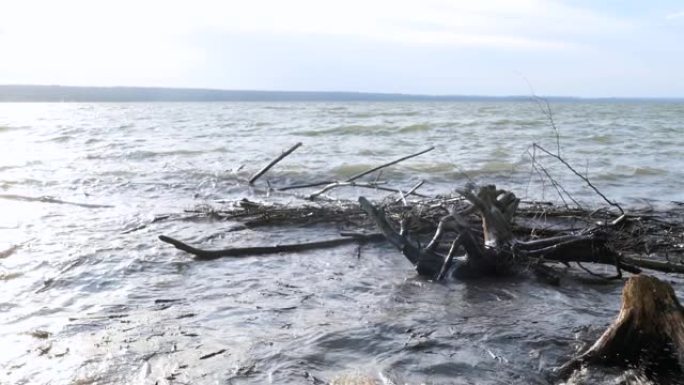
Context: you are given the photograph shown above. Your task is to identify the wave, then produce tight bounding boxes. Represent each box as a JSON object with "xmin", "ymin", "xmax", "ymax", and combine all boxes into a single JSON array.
[
  {"xmin": 0, "ymin": 125, "xmax": 27, "ymax": 133},
  {"xmin": 591, "ymin": 166, "xmax": 670, "ymax": 181},
  {"xmin": 328, "ymin": 163, "xmax": 377, "ymax": 177},
  {"xmin": 632, "ymin": 166, "xmax": 668, "ymax": 176},
  {"xmin": 326, "ymin": 160, "xmax": 522, "ymax": 180},
  {"xmin": 404, "ymin": 162, "xmax": 457, "ymax": 173},
  {"xmin": 0, "ymin": 194, "xmax": 113, "ymax": 208},
  {"xmin": 378, "ymin": 111, "xmax": 422, "ymax": 117},
  {"xmin": 295, "ymin": 123, "xmax": 434, "ymax": 136},
  {"xmin": 294, "ymin": 125, "xmax": 387, "ymax": 136},
  {"xmin": 398, "ymin": 123, "xmax": 432, "ymax": 133},
  {"xmin": 85, "ymin": 147, "xmax": 228, "ymax": 160},
  {"xmin": 489, "ymin": 118, "xmax": 543, "ymax": 127},
  {"xmin": 0, "ymin": 161, "xmax": 43, "ymax": 173},
  {"xmin": 587, "ymin": 134, "xmax": 614, "ymax": 144},
  {"xmin": 348, "ymin": 111, "xmax": 423, "ymax": 118},
  {"xmin": 45, "ymin": 134, "xmax": 74, "ymax": 143}
]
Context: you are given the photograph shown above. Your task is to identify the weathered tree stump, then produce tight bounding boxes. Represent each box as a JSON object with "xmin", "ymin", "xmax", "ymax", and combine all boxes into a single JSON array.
[{"xmin": 559, "ymin": 275, "xmax": 684, "ymax": 379}]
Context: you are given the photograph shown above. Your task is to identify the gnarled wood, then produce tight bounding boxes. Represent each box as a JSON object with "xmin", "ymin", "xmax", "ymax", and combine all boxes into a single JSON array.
[
  {"xmin": 459, "ymin": 184, "xmax": 518, "ymax": 247},
  {"xmin": 358, "ymin": 196, "xmax": 447, "ymax": 277},
  {"xmin": 360, "ymin": 184, "xmax": 643, "ymax": 281}
]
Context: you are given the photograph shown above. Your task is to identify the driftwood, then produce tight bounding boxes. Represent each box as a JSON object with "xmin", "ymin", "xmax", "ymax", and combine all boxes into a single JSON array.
[
  {"xmin": 279, "ymin": 146, "xmax": 433, "ymax": 199},
  {"xmin": 306, "ymin": 181, "xmax": 423, "ymax": 201},
  {"xmin": 157, "ymin": 143, "xmax": 684, "ymax": 381},
  {"xmin": 359, "ymin": 184, "xmax": 643, "ymax": 281},
  {"xmin": 558, "ymin": 275, "xmax": 684, "ymax": 380},
  {"xmin": 249, "ymin": 142, "xmax": 302, "ymax": 184},
  {"xmin": 163, "ymin": 192, "xmax": 683, "ymax": 277},
  {"xmin": 345, "ymin": 146, "xmax": 434, "ymax": 182},
  {"xmin": 159, "ymin": 233, "xmax": 384, "ymax": 260}
]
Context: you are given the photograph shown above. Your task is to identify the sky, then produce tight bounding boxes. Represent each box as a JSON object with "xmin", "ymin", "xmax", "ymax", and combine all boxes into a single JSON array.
[{"xmin": 0, "ymin": 0, "xmax": 683, "ymax": 97}]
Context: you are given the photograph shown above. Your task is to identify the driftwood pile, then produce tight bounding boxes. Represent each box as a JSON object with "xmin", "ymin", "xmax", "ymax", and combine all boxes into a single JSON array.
[{"xmin": 158, "ymin": 143, "xmax": 684, "ymax": 382}]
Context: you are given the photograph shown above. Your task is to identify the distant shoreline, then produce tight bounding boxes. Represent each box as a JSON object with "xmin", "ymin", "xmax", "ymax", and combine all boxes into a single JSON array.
[{"xmin": 0, "ymin": 85, "xmax": 682, "ymax": 103}]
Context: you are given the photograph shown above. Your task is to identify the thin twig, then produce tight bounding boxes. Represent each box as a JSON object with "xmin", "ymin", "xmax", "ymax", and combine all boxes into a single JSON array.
[
  {"xmin": 537, "ymin": 97, "xmax": 561, "ymax": 157},
  {"xmin": 249, "ymin": 142, "xmax": 302, "ymax": 184},
  {"xmin": 522, "ymin": 77, "xmax": 561, "ymax": 157},
  {"xmin": 533, "ymin": 143, "xmax": 624, "ymax": 214},
  {"xmin": 277, "ymin": 181, "xmax": 335, "ymax": 191},
  {"xmin": 397, "ymin": 189, "xmax": 408, "ymax": 206},
  {"xmin": 373, "ymin": 170, "xmax": 384, "ymax": 184},
  {"xmin": 527, "ymin": 149, "xmax": 583, "ymax": 209},
  {"xmin": 308, "ymin": 181, "xmax": 428, "ymax": 200},
  {"xmin": 278, "ymin": 148, "xmax": 432, "ymax": 193},
  {"xmin": 528, "ymin": 150, "xmax": 569, "ymax": 209},
  {"xmin": 346, "ymin": 146, "xmax": 435, "ymax": 182},
  {"xmin": 308, "ymin": 181, "xmax": 386, "ymax": 200},
  {"xmin": 394, "ymin": 180, "xmax": 425, "ymax": 204}
]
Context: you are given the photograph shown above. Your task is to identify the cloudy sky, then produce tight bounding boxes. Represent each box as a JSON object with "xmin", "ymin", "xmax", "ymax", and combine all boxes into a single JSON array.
[{"xmin": 0, "ymin": 0, "xmax": 683, "ymax": 97}]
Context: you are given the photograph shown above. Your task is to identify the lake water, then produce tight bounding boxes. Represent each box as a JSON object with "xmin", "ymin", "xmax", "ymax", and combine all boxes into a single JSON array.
[{"xmin": 0, "ymin": 102, "xmax": 682, "ymax": 384}]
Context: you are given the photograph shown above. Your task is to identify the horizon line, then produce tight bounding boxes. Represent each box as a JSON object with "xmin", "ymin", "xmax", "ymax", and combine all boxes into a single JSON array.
[{"xmin": 1, "ymin": 84, "xmax": 683, "ymax": 101}]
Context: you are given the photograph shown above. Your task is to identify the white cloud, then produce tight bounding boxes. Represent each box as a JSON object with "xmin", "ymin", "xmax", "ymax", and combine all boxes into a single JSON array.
[
  {"xmin": 666, "ymin": 11, "xmax": 684, "ymax": 20},
  {"xmin": 0, "ymin": 0, "xmax": 633, "ymax": 86}
]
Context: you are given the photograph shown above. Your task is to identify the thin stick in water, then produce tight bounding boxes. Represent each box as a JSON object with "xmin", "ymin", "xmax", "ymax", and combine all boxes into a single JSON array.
[
  {"xmin": 346, "ymin": 146, "xmax": 435, "ymax": 182},
  {"xmin": 249, "ymin": 142, "xmax": 303, "ymax": 185}
]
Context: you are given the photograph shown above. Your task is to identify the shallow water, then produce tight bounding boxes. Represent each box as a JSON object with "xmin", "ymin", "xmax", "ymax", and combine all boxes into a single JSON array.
[{"xmin": 0, "ymin": 102, "xmax": 683, "ymax": 384}]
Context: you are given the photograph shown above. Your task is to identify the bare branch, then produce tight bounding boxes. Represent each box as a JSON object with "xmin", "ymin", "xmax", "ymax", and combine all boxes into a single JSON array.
[
  {"xmin": 394, "ymin": 180, "xmax": 425, "ymax": 204},
  {"xmin": 277, "ymin": 181, "xmax": 335, "ymax": 191},
  {"xmin": 159, "ymin": 233, "xmax": 384, "ymax": 260},
  {"xmin": 346, "ymin": 146, "xmax": 435, "ymax": 182},
  {"xmin": 533, "ymin": 143, "xmax": 624, "ymax": 214},
  {"xmin": 249, "ymin": 142, "xmax": 302, "ymax": 184},
  {"xmin": 308, "ymin": 181, "xmax": 428, "ymax": 200},
  {"xmin": 527, "ymin": 148, "xmax": 583, "ymax": 209}
]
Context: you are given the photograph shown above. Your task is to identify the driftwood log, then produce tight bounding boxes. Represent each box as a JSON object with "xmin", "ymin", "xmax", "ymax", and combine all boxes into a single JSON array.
[
  {"xmin": 558, "ymin": 275, "xmax": 684, "ymax": 380},
  {"xmin": 359, "ymin": 184, "xmax": 642, "ymax": 282},
  {"xmin": 159, "ymin": 233, "xmax": 384, "ymax": 260}
]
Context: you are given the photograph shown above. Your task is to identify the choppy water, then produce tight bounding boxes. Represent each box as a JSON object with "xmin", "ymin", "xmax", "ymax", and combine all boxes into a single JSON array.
[{"xmin": 0, "ymin": 102, "xmax": 682, "ymax": 385}]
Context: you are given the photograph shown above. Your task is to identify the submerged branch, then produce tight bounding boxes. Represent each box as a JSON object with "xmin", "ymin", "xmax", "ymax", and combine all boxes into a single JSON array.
[{"xmin": 159, "ymin": 233, "xmax": 385, "ymax": 260}]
